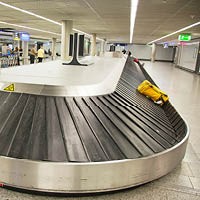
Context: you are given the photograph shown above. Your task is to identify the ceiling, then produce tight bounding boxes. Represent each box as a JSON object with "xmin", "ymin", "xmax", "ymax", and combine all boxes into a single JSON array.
[
  {"xmin": 134, "ymin": 0, "xmax": 200, "ymax": 44},
  {"xmin": 0, "ymin": 0, "xmax": 199, "ymax": 44}
]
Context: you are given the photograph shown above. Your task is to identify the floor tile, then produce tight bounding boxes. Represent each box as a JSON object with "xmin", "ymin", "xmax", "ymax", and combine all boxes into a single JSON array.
[
  {"xmin": 183, "ymin": 153, "xmax": 200, "ymax": 162},
  {"xmin": 151, "ymin": 173, "xmax": 193, "ymax": 189},
  {"xmin": 172, "ymin": 162, "xmax": 193, "ymax": 177},
  {"xmin": 188, "ymin": 162, "xmax": 200, "ymax": 178},
  {"xmin": 190, "ymin": 177, "xmax": 200, "ymax": 190}
]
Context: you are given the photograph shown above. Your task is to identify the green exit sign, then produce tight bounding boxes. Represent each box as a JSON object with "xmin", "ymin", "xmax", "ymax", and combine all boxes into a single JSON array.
[{"xmin": 178, "ymin": 33, "xmax": 191, "ymax": 41}]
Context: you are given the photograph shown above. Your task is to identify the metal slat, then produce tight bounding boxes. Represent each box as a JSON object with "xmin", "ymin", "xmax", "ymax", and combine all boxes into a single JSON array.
[
  {"xmin": 75, "ymin": 97, "xmax": 125, "ymax": 160},
  {"xmin": 176, "ymin": 125, "xmax": 187, "ymax": 141},
  {"xmin": 99, "ymin": 96, "xmax": 167, "ymax": 152},
  {"xmin": 0, "ymin": 93, "xmax": 22, "ymax": 129},
  {"xmin": 105, "ymin": 95, "xmax": 175, "ymax": 147},
  {"xmin": 0, "ymin": 94, "xmax": 29, "ymax": 155},
  {"xmin": 117, "ymin": 80, "xmax": 165, "ymax": 114},
  {"xmin": 116, "ymin": 83, "xmax": 152, "ymax": 108},
  {"xmin": 123, "ymin": 59, "xmax": 146, "ymax": 82},
  {"xmin": 65, "ymin": 98, "xmax": 108, "ymax": 162},
  {"xmin": 22, "ymin": 96, "xmax": 48, "ymax": 160},
  {"xmin": 117, "ymin": 86, "xmax": 173, "ymax": 127},
  {"xmin": 120, "ymin": 74, "xmax": 142, "ymax": 88},
  {"xmin": 46, "ymin": 97, "xmax": 68, "ymax": 162},
  {"xmin": 8, "ymin": 95, "xmax": 37, "ymax": 158},
  {"xmin": 0, "ymin": 91, "xmax": 10, "ymax": 105},
  {"xmin": 168, "ymin": 111, "xmax": 181, "ymax": 123},
  {"xmin": 91, "ymin": 97, "xmax": 154, "ymax": 156},
  {"xmin": 84, "ymin": 97, "xmax": 141, "ymax": 159},
  {"xmin": 115, "ymin": 87, "xmax": 174, "ymax": 129},
  {"xmin": 55, "ymin": 97, "xmax": 88, "ymax": 162},
  {"xmin": 120, "ymin": 75, "xmax": 141, "ymax": 88},
  {"xmin": 116, "ymin": 82, "xmax": 164, "ymax": 114},
  {"xmin": 111, "ymin": 93, "xmax": 176, "ymax": 136},
  {"xmin": 116, "ymin": 82, "xmax": 169, "ymax": 121}
]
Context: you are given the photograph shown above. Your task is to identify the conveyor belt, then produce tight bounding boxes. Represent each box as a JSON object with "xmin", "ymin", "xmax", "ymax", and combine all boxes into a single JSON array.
[
  {"xmin": 0, "ymin": 57, "xmax": 187, "ymax": 163},
  {"xmin": 0, "ymin": 57, "xmax": 188, "ymax": 193}
]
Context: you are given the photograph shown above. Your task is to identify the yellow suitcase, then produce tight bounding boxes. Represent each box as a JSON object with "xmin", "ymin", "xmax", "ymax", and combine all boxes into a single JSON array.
[{"xmin": 137, "ymin": 80, "xmax": 169, "ymax": 105}]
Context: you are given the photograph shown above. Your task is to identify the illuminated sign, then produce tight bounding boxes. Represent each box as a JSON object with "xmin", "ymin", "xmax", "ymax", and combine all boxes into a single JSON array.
[
  {"xmin": 14, "ymin": 32, "xmax": 20, "ymax": 40},
  {"xmin": 178, "ymin": 33, "xmax": 191, "ymax": 41},
  {"xmin": 163, "ymin": 42, "xmax": 168, "ymax": 48},
  {"xmin": 179, "ymin": 41, "xmax": 187, "ymax": 46},
  {"xmin": 20, "ymin": 32, "xmax": 30, "ymax": 41}
]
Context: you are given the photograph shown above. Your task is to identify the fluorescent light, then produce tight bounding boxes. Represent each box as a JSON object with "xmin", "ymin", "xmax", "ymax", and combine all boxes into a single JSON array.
[
  {"xmin": 72, "ymin": 28, "xmax": 91, "ymax": 38},
  {"xmin": 73, "ymin": 28, "xmax": 104, "ymax": 41},
  {"xmin": 0, "ymin": 1, "xmax": 104, "ymax": 41},
  {"xmin": 147, "ymin": 21, "xmax": 200, "ymax": 44},
  {"xmin": 31, "ymin": 34, "xmax": 54, "ymax": 40},
  {"xmin": 96, "ymin": 37, "xmax": 104, "ymax": 42},
  {"xmin": 0, "ymin": 1, "xmax": 61, "ymax": 26},
  {"xmin": 130, "ymin": 0, "xmax": 139, "ymax": 43},
  {"xmin": 0, "ymin": 21, "xmax": 61, "ymax": 36}
]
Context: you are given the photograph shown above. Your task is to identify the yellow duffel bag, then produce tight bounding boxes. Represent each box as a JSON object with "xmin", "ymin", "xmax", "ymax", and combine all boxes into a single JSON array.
[{"xmin": 137, "ymin": 80, "xmax": 169, "ymax": 105}]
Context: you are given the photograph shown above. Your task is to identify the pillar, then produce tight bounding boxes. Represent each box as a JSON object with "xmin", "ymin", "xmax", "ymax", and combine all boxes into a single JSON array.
[
  {"xmin": 105, "ymin": 40, "xmax": 108, "ymax": 52},
  {"xmin": 100, "ymin": 40, "xmax": 106, "ymax": 53},
  {"xmin": 22, "ymin": 41, "xmax": 29, "ymax": 65},
  {"xmin": 91, "ymin": 33, "xmax": 97, "ymax": 56},
  {"xmin": 17, "ymin": 40, "xmax": 21, "ymax": 49},
  {"xmin": 61, "ymin": 20, "xmax": 73, "ymax": 61},
  {"xmin": 52, "ymin": 38, "xmax": 56, "ymax": 60},
  {"xmin": 151, "ymin": 43, "xmax": 157, "ymax": 62}
]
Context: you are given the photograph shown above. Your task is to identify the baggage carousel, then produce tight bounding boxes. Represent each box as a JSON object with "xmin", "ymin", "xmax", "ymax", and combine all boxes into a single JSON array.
[{"xmin": 0, "ymin": 56, "xmax": 189, "ymax": 193}]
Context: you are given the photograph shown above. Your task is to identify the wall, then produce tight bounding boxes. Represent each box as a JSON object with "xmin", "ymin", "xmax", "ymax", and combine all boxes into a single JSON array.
[
  {"xmin": 155, "ymin": 45, "xmax": 175, "ymax": 61},
  {"xmin": 105, "ymin": 44, "xmax": 125, "ymax": 53},
  {"xmin": 125, "ymin": 44, "xmax": 175, "ymax": 61},
  {"xmin": 96, "ymin": 42, "xmax": 101, "ymax": 56},
  {"xmin": 177, "ymin": 42, "xmax": 199, "ymax": 72},
  {"xmin": 125, "ymin": 44, "xmax": 151, "ymax": 60}
]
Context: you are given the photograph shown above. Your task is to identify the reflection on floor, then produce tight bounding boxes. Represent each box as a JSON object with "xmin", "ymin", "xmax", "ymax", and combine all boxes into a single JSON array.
[{"xmin": 0, "ymin": 61, "xmax": 200, "ymax": 199}]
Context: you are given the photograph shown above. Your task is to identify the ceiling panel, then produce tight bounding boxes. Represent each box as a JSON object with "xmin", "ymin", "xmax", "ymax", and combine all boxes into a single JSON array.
[
  {"xmin": 134, "ymin": 0, "xmax": 200, "ymax": 44},
  {"xmin": 0, "ymin": 0, "xmax": 199, "ymax": 43}
]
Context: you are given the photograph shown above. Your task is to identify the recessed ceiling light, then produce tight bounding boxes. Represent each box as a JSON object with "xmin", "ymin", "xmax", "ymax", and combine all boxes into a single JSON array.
[{"xmin": 190, "ymin": 15, "xmax": 195, "ymax": 19}]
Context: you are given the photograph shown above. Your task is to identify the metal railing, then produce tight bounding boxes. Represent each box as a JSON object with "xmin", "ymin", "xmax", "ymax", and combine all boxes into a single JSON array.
[{"xmin": 0, "ymin": 55, "xmax": 19, "ymax": 68}]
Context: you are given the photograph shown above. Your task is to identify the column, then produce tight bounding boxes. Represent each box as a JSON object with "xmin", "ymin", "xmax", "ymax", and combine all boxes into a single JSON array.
[
  {"xmin": 52, "ymin": 37, "xmax": 56, "ymax": 60},
  {"xmin": 91, "ymin": 33, "xmax": 97, "ymax": 56},
  {"xmin": 17, "ymin": 40, "xmax": 21, "ymax": 49},
  {"xmin": 61, "ymin": 20, "xmax": 73, "ymax": 61},
  {"xmin": 100, "ymin": 40, "xmax": 106, "ymax": 53},
  {"xmin": 105, "ymin": 40, "xmax": 108, "ymax": 52},
  {"xmin": 151, "ymin": 43, "xmax": 157, "ymax": 62},
  {"xmin": 22, "ymin": 41, "xmax": 29, "ymax": 65}
]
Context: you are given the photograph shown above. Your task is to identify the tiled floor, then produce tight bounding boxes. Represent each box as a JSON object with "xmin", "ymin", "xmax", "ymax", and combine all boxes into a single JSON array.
[
  {"xmin": 143, "ymin": 61, "xmax": 200, "ymax": 195},
  {"xmin": 0, "ymin": 61, "xmax": 200, "ymax": 199}
]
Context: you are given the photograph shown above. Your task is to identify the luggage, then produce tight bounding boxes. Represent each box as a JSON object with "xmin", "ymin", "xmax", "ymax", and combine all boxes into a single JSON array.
[{"xmin": 137, "ymin": 80, "xmax": 169, "ymax": 105}]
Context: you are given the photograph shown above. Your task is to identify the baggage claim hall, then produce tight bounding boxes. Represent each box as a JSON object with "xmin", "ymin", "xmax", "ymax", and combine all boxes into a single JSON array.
[{"xmin": 0, "ymin": 0, "xmax": 200, "ymax": 199}]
